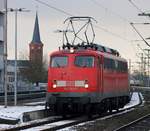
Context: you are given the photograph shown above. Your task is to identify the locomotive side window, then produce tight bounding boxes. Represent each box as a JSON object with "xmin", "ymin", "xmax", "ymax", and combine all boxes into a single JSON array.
[
  {"xmin": 117, "ymin": 61, "xmax": 128, "ymax": 72},
  {"xmin": 104, "ymin": 58, "xmax": 115, "ymax": 70},
  {"xmin": 75, "ymin": 56, "xmax": 94, "ymax": 67},
  {"xmin": 51, "ymin": 56, "xmax": 68, "ymax": 67},
  {"xmin": 104, "ymin": 58, "xmax": 128, "ymax": 72}
]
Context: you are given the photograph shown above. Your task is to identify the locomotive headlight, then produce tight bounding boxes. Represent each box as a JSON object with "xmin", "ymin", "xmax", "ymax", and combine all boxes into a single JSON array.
[
  {"xmin": 84, "ymin": 80, "xmax": 88, "ymax": 88},
  {"xmin": 85, "ymin": 84, "xmax": 89, "ymax": 88},
  {"xmin": 53, "ymin": 80, "xmax": 57, "ymax": 88},
  {"xmin": 53, "ymin": 84, "xmax": 57, "ymax": 88},
  {"xmin": 70, "ymin": 48, "xmax": 74, "ymax": 53}
]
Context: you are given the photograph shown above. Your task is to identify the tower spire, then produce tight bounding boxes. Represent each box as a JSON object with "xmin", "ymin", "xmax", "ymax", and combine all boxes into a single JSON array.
[
  {"xmin": 32, "ymin": 11, "xmax": 41, "ymax": 43},
  {"xmin": 29, "ymin": 11, "xmax": 43, "ymax": 63}
]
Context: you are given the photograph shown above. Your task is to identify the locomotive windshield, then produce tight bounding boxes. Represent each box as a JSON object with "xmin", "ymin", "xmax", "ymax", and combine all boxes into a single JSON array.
[
  {"xmin": 75, "ymin": 56, "xmax": 94, "ymax": 67},
  {"xmin": 51, "ymin": 56, "xmax": 68, "ymax": 67}
]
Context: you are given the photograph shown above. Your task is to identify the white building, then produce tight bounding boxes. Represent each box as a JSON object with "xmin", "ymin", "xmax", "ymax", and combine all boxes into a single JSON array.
[
  {"xmin": 7, "ymin": 60, "xmax": 33, "ymax": 92},
  {"xmin": 6, "ymin": 60, "xmax": 46, "ymax": 92},
  {"xmin": 0, "ymin": 0, "xmax": 6, "ymax": 92}
]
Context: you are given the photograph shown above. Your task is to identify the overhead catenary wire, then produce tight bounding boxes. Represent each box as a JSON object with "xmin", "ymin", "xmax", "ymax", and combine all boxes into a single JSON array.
[
  {"xmin": 93, "ymin": 24, "xmax": 129, "ymax": 41},
  {"xmin": 88, "ymin": 0, "xmax": 131, "ymax": 41},
  {"xmin": 128, "ymin": 0, "xmax": 150, "ymax": 22},
  {"xmin": 34, "ymin": 0, "xmax": 73, "ymax": 16},
  {"xmin": 89, "ymin": 0, "xmax": 150, "ymax": 44},
  {"xmin": 89, "ymin": 0, "xmax": 131, "ymax": 23},
  {"xmin": 128, "ymin": 0, "xmax": 143, "ymax": 13},
  {"xmin": 34, "ymin": 0, "xmax": 130, "ymax": 42},
  {"xmin": 130, "ymin": 23, "xmax": 150, "ymax": 47}
]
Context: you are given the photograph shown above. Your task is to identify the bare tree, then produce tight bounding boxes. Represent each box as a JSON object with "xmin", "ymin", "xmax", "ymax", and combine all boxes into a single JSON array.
[{"xmin": 19, "ymin": 52, "xmax": 48, "ymax": 84}]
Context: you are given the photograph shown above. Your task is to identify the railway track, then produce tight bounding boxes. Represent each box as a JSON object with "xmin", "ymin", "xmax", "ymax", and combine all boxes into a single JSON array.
[
  {"xmin": 15, "ymin": 107, "xmax": 138, "ymax": 131},
  {"xmin": 2, "ymin": 116, "xmax": 63, "ymax": 131},
  {"xmin": 114, "ymin": 113, "xmax": 150, "ymax": 131},
  {"xmin": 2, "ymin": 104, "xmax": 140, "ymax": 131},
  {"xmin": 20, "ymin": 116, "xmax": 87, "ymax": 131},
  {"xmin": 1, "ymin": 92, "xmax": 143, "ymax": 131}
]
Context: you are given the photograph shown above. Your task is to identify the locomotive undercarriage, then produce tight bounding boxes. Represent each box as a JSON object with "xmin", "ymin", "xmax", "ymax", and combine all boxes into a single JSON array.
[
  {"xmin": 46, "ymin": 93, "xmax": 130, "ymax": 117},
  {"xmin": 84, "ymin": 95, "xmax": 130, "ymax": 117}
]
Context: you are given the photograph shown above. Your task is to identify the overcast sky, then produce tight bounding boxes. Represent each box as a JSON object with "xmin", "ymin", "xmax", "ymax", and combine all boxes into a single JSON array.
[{"xmin": 7, "ymin": 0, "xmax": 150, "ymax": 64}]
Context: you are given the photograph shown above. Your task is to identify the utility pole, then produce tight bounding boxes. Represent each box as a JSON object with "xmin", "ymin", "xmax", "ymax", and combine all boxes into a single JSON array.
[
  {"xmin": 144, "ymin": 49, "xmax": 150, "ymax": 87},
  {"xmin": 136, "ymin": 62, "xmax": 141, "ymax": 81},
  {"xmin": 137, "ymin": 12, "xmax": 150, "ymax": 87},
  {"xmin": 137, "ymin": 53, "xmax": 144, "ymax": 86},
  {"xmin": 9, "ymin": 8, "xmax": 29, "ymax": 106},
  {"xmin": 4, "ymin": 0, "xmax": 8, "ymax": 108},
  {"xmin": 130, "ymin": 23, "xmax": 150, "ymax": 47}
]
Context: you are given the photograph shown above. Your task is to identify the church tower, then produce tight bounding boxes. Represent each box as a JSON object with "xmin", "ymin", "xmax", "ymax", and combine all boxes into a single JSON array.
[{"xmin": 29, "ymin": 12, "xmax": 43, "ymax": 63}]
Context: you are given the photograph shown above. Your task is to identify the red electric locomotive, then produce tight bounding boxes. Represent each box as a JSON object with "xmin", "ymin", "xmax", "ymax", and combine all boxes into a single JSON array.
[{"xmin": 46, "ymin": 17, "xmax": 130, "ymax": 116}]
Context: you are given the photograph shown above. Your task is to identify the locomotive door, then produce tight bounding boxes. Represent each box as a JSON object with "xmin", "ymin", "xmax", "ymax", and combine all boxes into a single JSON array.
[{"xmin": 98, "ymin": 56, "xmax": 103, "ymax": 93}]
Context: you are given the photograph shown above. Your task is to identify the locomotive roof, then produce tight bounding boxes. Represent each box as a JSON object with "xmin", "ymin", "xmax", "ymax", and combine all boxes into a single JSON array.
[{"xmin": 50, "ymin": 49, "xmax": 127, "ymax": 62}]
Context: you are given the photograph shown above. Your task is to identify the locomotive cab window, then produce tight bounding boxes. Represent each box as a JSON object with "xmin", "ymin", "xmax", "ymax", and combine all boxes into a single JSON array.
[
  {"xmin": 51, "ymin": 56, "xmax": 68, "ymax": 67},
  {"xmin": 75, "ymin": 56, "xmax": 94, "ymax": 67}
]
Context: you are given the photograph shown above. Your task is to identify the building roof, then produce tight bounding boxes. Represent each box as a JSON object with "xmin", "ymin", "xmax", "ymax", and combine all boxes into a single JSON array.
[{"xmin": 31, "ymin": 12, "xmax": 42, "ymax": 44}]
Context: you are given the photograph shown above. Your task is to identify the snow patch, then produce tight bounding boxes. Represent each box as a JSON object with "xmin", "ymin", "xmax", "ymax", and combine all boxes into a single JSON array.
[
  {"xmin": 124, "ymin": 92, "xmax": 141, "ymax": 109},
  {"xmin": 0, "ymin": 105, "xmax": 44, "ymax": 121},
  {"xmin": 23, "ymin": 101, "xmax": 45, "ymax": 106},
  {"xmin": 0, "ymin": 124, "xmax": 11, "ymax": 128}
]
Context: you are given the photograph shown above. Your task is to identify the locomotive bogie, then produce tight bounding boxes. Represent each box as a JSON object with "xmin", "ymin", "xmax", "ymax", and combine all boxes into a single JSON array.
[{"xmin": 46, "ymin": 92, "xmax": 130, "ymax": 115}]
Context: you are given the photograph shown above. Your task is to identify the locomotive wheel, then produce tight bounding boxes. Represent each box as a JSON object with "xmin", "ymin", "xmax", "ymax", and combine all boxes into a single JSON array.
[
  {"xmin": 62, "ymin": 114, "xmax": 67, "ymax": 118},
  {"xmin": 86, "ymin": 104, "xmax": 92, "ymax": 118},
  {"xmin": 109, "ymin": 108, "xmax": 112, "ymax": 113},
  {"xmin": 62, "ymin": 103, "xmax": 69, "ymax": 118}
]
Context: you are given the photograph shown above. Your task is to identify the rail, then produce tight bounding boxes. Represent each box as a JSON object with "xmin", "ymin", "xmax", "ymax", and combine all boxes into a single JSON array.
[{"xmin": 113, "ymin": 113, "xmax": 150, "ymax": 131}]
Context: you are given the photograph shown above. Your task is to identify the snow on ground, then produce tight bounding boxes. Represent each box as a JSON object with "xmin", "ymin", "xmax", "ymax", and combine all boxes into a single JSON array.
[
  {"xmin": 23, "ymin": 101, "xmax": 45, "ymax": 106},
  {"xmin": 0, "ymin": 105, "xmax": 44, "ymax": 129},
  {"xmin": 58, "ymin": 92, "xmax": 142, "ymax": 131},
  {"xmin": 0, "ymin": 105, "xmax": 44, "ymax": 121},
  {"xmin": 0, "ymin": 124, "xmax": 12, "ymax": 128},
  {"xmin": 124, "ymin": 92, "xmax": 141, "ymax": 109},
  {"xmin": 23, "ymin": 120, "xmax": 76, "ymax": 131}
]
